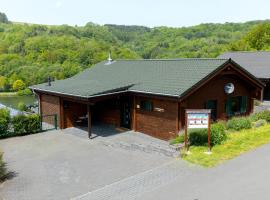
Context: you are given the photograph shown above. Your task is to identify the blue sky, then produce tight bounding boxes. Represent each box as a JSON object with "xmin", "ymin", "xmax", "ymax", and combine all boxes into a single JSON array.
[{"xmin": 1, "ymin": 0, "xmax": 270, "ymax": 27}]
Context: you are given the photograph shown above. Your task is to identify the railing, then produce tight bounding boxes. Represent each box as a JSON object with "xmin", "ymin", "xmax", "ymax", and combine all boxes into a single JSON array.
[{"xmin": 40, "ymin": 114, "xmax": 58, "ymax": 131}]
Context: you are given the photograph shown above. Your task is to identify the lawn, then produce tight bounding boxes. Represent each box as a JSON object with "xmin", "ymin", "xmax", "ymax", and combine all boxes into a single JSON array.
[{"xmin": 182, "ymin": 124, "xmax": 270, "ymax": 167}]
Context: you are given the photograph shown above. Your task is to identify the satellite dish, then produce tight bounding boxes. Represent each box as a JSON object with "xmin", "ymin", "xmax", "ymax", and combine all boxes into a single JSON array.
[{"xmin": 224, "ymin": 83, "xmax": 234, "ymax": 94}]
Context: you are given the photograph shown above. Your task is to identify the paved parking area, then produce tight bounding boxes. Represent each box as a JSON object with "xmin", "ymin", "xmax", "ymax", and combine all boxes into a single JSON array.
[
  {"xmin": 2, "ymin": 127, "xmax": 269, "ymax": 200},
  {"xmin": 140, "ymin": 143, "xmax": 270, "ymax": 200},
  {"xmin": 0, "ymin": 130, "xmax": 172, "ymax": 200}
]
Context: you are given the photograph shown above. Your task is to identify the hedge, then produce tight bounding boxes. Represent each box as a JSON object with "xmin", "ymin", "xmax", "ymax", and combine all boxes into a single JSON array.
[
  {"xmin": 12, "ymin": 114, "xmax": 41, "ymax": 136},
  {"xmin": 0, "ymin": 113, "xmax": 41, "ymax": 139},
  {"xmin": 0, "ymin": 108, "xmax": 10, "ymax": 137}
]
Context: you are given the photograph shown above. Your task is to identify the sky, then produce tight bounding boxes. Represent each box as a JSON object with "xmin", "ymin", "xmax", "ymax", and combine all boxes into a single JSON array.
[{"xmin": 1, "ymin": 0, "xmax": 270, "ymax": 27}]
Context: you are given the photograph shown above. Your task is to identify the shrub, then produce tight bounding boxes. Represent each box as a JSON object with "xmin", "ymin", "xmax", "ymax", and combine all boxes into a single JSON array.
[
  {"xmin": 188, "ymin": 128, "xmax": 208, "ymax": 146},
  {"xmin": 17, "ymin": 102, "xmax": 27, "ymax": 111},
  {"xmin": 227, "ymin": 117, "xmax": 252, "ymax": 131},
  {"xmin": 26, "ymin": 114, "xmax": 41, "ymax": 133},
  {"xmin": 17, "ymin": 88, "xmax": 32, "ymax": 96},
  {"xmin": 12, "ymin": 79, "xmax": 26, "ymax": 91},
  {"xmin": 0, "ymin": 153, "xmax": 10, "ymax": 182},
  {"xmin": 169, "ymin": 134, "xmax": 184, "ymax": 145},
  {"xmin": 12, "ymin": 114, "xmax": 41, "ymax": 135},
  {"xmin": 0, "ymin": 108, "xmax": 10, "ymax": 137},
  {"xmin": 210, "ymin": 122, "xmax": 227, "ymax": 145},
  {"xmin": 250, "ymin": 110, "xmax": 270, "ymax": 123},
  {"xmin": 188, "ymin": 122, "xmax": 227, "ymax": 146},
  {"xmin": 253, "ymin": 119, "xmax": 267, "ymax": 128},
  {"xmin": 254, "ymin": 100, "xmax": 261, "ymax": 106}
]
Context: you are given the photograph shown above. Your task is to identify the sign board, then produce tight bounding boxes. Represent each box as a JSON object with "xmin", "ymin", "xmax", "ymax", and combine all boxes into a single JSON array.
[
  {"xmin": 185, "ymin": 109, "xmax": 211, "ymax": 152},
  {"xmin": 187, "ymin": 113, "xmax": 209, "ymax": 129},
  {"xmin": 154, "ymin": 107, "xmax": 165, "ymax": 112}
]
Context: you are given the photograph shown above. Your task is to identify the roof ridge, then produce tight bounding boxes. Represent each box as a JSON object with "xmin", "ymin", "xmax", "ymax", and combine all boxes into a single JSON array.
[
  {"xmin": 115, "ymin": 58, "xmax": 228, "ymax": 61},
  {"xmin": 222, "ymin": 51, "xmax": 270, "ymax": 54}
]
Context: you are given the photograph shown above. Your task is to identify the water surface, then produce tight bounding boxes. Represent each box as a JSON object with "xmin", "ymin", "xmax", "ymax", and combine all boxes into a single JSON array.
[{"xmin": 0, "ymin": 96, "xmax": 37, "ymax": 109}]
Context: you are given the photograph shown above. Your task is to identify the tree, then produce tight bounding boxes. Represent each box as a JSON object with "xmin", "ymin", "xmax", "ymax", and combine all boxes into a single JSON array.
[
  {"xmin": 12, "ymin": 80, "xmax": 26, "ymax": 91},
  {"xmin": 245, "ymin": 23, "xmax": 270, "ymax": 50},
  {"xmin": 0, "ymin": 12, "xmax": 8, "ymax": 23},
  {"xmin": 17, "ymin": 102, "xmax": 27, "ymax": 111},
  {"xmin": 0, "ymin": 19, "xmax": 267, "ymax": 89},
  {"xmin": 0, "ymin": 76, "xmax": 7, "ymax": 90}
]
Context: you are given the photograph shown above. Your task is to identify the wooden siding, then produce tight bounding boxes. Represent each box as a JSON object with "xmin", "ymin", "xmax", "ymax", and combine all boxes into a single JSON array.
[{"xmin": 135, "ymin": 96, "xmax": 178, "ymax": 140}]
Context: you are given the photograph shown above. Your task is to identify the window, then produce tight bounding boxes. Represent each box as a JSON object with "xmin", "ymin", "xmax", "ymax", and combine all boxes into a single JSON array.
[
  {"xmin": 205, "ymin": 100, "xmax": 217, "ymax": 121},
  {"xmin": 140, "ymin": 100, "xmax": 153, "ymax": 111},
  {"xmin": 226, "ymin": 96, "xmax": 247, "ymax": 117}
]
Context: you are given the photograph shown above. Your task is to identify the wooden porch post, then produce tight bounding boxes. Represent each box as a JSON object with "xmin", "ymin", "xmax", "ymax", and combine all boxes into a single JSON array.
[
  {"xmin": 87, "ymin": 105, "xmax": 92, "ymax": 139},
  {"xmin": 132, "ymin": 96, "xmax": 137, "ymax": 131}
]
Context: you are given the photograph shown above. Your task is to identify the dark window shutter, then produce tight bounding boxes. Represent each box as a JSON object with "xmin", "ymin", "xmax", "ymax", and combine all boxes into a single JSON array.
[{"xmin": 241, "ymin": 96, "xmax": 248, "ymax": 113}]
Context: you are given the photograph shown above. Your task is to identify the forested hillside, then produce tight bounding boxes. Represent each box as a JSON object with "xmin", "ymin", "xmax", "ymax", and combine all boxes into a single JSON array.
[{"xmin": 0, "ymin": 11, "xmax": 269, "ymax": 91}]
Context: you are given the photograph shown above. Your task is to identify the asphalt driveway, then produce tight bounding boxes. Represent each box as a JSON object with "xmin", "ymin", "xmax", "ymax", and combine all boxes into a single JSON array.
[
  {"xmin": 2, "ymin": 129, "xmax": 270, "ymax": 200},
  {"xmin": 0, "ymin": 130, "xmax": 172, "ymax": 200}
]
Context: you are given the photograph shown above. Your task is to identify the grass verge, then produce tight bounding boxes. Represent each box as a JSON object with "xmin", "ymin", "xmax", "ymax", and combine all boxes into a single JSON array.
[{"xmin": 182, "ymin": 124, "xmax": 270, "ymax": 167}]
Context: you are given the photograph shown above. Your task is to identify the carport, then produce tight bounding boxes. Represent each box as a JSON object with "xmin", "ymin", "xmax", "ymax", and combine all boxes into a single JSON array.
[{"xmin": 61, "ymin": 95, "xmax": 133, "ymax": 138}]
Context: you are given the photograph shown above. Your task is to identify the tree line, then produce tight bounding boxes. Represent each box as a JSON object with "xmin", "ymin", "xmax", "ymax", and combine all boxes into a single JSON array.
[{"xmin": 0, "ymin": 12, "xmax": 269, "ymax": 91}]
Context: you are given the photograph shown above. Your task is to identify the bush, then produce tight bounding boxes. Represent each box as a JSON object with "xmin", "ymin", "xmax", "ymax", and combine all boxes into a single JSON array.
[
  {"xmin": 210, "ymin": 122, "xmax": 227, "ymax": 145},
  {"xmin": 188, "ymin": 129, "xmax": 208, "ymax": 146},
  {"xmin": 12, "ymin": 114, "xmax": 41, "ymax": 135},
  {"xmin": 250, "ymin": 110, "xmax": 270, "ymax": 123},
  {"xmin": 0, "ymin": 108, "xmax": 10, "ymax": 137},
  {"xmin": 254, "ymin": 100, "xmax": 261, "ymax": 106},
  {"xmin": 188, "ymin": 122, "xmax": 227, "ymax": 146},
  {"xmin": 253, "ymin": 119, "xmax": 267, "ymax": 128},
  {"xmin": 17, "ymin": 102, "xmax": 27, "ymax": 111},
  {"xmin": 0, "ymin": 153, "xmax": 9, "ymax": 182},
  {"xmin": 169, "ymin": 134, "xmax": 184, "ymax": 145},
  {"xmin": 17, "ymin": 88, "xmax": 32, "ymax": 96},
  {"xmin": 227, "ymin": 117, "xmax": 252, "ymax": 131},
  {"xmin": 12, "ymin": 79, "xmax": 26, "ymax": 91}
]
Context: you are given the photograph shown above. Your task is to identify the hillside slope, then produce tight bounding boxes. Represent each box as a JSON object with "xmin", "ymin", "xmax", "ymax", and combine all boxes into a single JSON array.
[{"xmin": 0, "ymin": 12, "xmax": 269, "ymax": 90}]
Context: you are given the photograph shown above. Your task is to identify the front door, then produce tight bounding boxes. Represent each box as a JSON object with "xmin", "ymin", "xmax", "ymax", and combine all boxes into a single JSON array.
[
  {"xmin": 120, "ymin": 98, "xmax": 131, "ymax": 129},
  {"xmin": 63, "ymin": 100, "xmax": 73, "ymax": 128},
  {"xmin": 206, "ymin": 100, "xmax": 217, "ymax": 121}
]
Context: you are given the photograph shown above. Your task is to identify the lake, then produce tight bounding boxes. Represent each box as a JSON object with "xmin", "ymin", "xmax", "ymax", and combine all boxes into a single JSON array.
[{"xmin": 0, "ymin": 95, "xmax": 37, "ymax": 115}]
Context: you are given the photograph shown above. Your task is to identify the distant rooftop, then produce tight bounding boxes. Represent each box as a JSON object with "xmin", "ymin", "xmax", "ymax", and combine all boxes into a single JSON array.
[{"xmin": 218, "ymin": 51, "xmax": 270, "ymax": 79}]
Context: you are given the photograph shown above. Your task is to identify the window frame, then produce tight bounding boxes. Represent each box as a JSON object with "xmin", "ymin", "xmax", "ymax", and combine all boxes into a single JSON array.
[
  {"xmin": 226, "ymin": 96, "xmax": 248, "ymax": 117},
  {"xmin": 140, "ymin": 100, "xmax": 153, "ymax": 112}
]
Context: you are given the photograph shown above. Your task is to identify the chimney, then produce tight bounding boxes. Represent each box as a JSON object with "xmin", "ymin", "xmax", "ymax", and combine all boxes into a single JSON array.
[{"xmin": 48, "ymin": 76, "xmax": 51, "ymax": 86}]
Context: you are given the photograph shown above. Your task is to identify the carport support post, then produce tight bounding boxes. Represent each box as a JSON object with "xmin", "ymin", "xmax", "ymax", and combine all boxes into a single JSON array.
[{"xmin": 88, "ymin": 105, "xmax": 92, "ymax": 139}]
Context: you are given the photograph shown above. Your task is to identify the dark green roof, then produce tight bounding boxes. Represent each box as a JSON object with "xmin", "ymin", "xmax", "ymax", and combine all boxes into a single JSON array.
[
  {"xmin": 219, "ymin": 51, "xmax": 270, "ymax": 79},
  {"xmin": 30, "ymin": 59, "xmax": 231, "ymax": 98}
]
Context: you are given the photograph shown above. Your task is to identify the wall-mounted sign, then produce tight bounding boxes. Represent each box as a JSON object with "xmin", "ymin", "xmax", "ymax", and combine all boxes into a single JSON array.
[
  {"xmin": 224, "ymin": 83, "xmax": 235, "ymax": 94},
  {"xmin": 154, "ymin": 107, "xmax": 165, "ymax": 112}
]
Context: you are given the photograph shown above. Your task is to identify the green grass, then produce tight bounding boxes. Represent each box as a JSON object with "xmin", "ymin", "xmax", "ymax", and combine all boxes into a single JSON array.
[
  {"xmin": 0, "ymin": 92, "xmax": 18, "ymax": 97},
  {"xmin": 182, "ymin": 124, "xmax": 270, "ymax": 167}
]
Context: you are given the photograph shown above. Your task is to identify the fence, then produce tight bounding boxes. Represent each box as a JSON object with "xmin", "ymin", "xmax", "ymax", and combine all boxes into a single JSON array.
[{"xmin": 40, "ymin": 114, "xmax": 58, "ymax": 131}]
